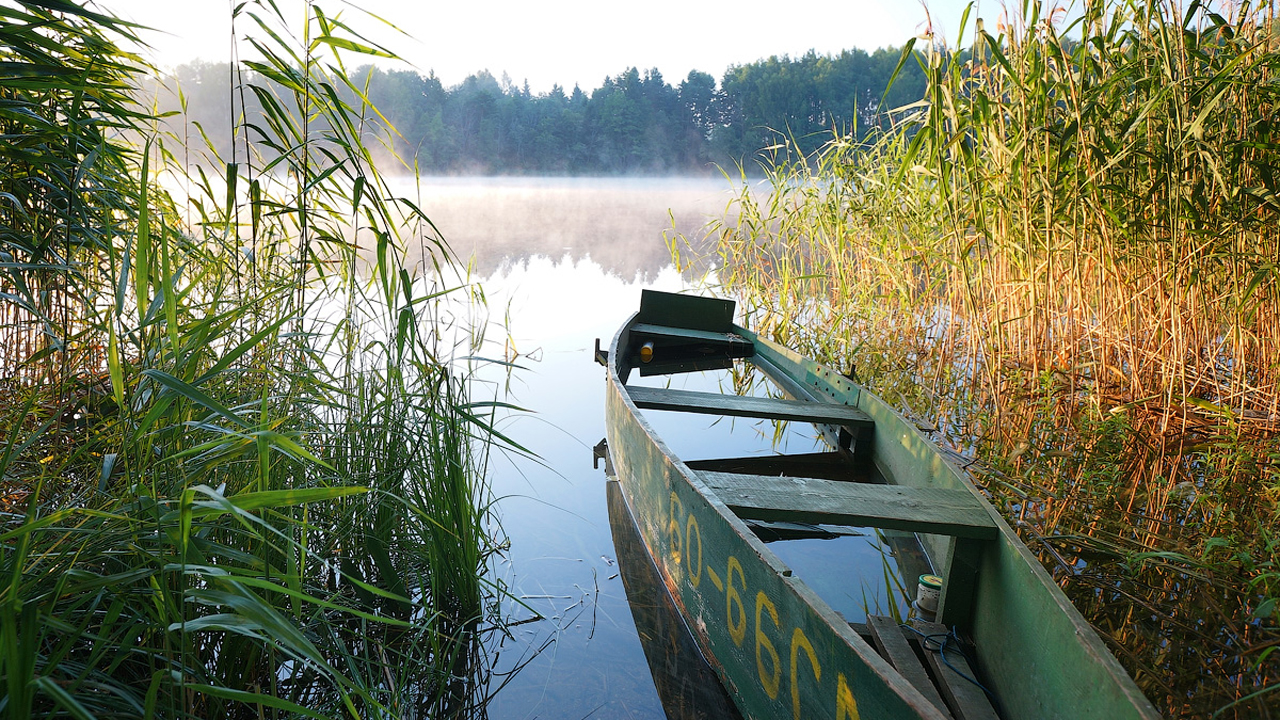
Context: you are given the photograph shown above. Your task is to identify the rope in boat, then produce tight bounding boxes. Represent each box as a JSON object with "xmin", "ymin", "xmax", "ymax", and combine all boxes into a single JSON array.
[{"xmin": 900, "ymin": 623, "xmax": 997, "ymax": 701}]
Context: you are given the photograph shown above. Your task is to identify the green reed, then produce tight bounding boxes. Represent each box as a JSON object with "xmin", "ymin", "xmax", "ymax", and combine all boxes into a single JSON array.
[
  {"xmin": 677, "ymin": 1, "xmax": 1279, "ymax": 715},
  {"xmin": 1, "ymin": 1, "xmax": 508, "ymax": 717}
]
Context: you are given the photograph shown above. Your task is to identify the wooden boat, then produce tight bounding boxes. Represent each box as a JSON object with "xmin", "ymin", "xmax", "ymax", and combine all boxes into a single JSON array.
[
  {"xmin": 606, "ymin": 477, "xmax": 744, "ymax": 720},
  {"xmin": 598, "ymin": 289, "xmax": 1160, "ymax": 720}
]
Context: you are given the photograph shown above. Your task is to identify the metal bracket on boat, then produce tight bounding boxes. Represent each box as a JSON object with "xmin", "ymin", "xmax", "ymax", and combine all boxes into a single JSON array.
[
  {"xmin": 592, "ymin": 438, "xmax": 610, "ymax": 472},
  {"xmin": 593, "ymin": 338, "xmax": 608, "ymax": 366},
  {"xmin": 844, "ymin": 363, "xmax": 861, "ymax": 384}
]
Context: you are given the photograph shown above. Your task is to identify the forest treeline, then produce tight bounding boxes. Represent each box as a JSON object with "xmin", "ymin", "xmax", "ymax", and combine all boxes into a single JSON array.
[{"xmin": 161, "ymin": 47, "xmax": 925, "ymax": 174}]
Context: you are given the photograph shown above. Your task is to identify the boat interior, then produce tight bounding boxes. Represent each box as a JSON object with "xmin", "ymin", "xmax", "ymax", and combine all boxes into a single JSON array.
[{"xmin": 602, "ymin": 290, "xmax": 1005, "ymax": 719}]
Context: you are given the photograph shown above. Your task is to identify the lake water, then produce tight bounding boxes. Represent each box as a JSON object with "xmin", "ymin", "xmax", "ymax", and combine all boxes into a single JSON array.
[{"xmin": 404, "ymin": 177, "xmax": 914, "ymax": 718}]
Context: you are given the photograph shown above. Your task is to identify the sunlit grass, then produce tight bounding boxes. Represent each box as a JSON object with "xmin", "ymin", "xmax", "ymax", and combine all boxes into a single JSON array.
[
  {"xmin": 0, "ymin": 0, "xmax": 512, "ymax": 717},
  {"xmin": 676, "ymin": 1, "xmax": 1280, "ymax": 716}
]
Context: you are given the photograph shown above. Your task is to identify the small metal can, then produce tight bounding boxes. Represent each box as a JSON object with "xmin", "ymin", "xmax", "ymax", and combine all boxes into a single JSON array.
[{"xmin": 916, "ymin": 574, "xmax": 943, "ymax": 614}]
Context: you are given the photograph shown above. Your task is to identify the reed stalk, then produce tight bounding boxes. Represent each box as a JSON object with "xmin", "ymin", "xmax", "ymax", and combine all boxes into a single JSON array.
[
  {"xmin": 678, "ymin": 1, "xmax": 1280, "ymax": 715},
  {"xmin": 0, "ymin": 1, "xmax": 509, "ymax": 717}
]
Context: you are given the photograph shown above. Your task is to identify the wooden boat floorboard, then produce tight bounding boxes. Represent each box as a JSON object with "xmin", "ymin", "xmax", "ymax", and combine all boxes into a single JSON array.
[
  {"xmin": 695, "ymin": 470, "xmax": 998, "ymax": 540},
  {"xmin": 627, "ymin": 385, "xmax": 874, "ymax": 428},
  {"xmin": 866, "ymin": 616, "xmax": 951, "ymax": 717},
  {"xmin": 914, "ymin": 620, "xmax": 1001, "ymax": 720}
]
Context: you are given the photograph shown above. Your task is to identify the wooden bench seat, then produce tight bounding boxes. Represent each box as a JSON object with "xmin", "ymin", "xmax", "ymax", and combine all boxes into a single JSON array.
[
  {"xmin": 627, "ymin": 323, "xmax": 755, "ymax": 376},
  {"xmin": 630, "ymin": 322, "xmax": 755, "ymax": 355},
  {"xmin": 693, "ymin": 470, "xmax": 996, "ymax": 629},
  {"xmin": 626, "ymin": 385, "xmax": 874, "ymax": 430},
  {"xmin": 694, "ymin": 471, "xmax": 997, "ymax": 540}
]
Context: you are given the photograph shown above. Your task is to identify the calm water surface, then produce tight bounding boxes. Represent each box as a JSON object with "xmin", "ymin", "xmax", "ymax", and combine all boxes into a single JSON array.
[{"xmin": 411, "ymin": 177, "xmax": 914, "ymax": 719}]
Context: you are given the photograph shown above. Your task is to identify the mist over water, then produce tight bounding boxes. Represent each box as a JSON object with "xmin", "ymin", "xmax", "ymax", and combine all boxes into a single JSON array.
[
  {"xmin": 388, "ymin": 176, "xmax": 733, "ymax": 279},
  {"xmin": 447, "ymin": 177, "xmax": 911, "ymax": 719},
  {"xmin": 459, "ymin": 181, "xmax": 710, "ymax": 719}
]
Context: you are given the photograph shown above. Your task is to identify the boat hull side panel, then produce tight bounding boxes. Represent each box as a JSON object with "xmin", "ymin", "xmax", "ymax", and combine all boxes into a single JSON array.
[{"xmin": 605, "ymin": 360, "xmax": 947, "ymax": 718}]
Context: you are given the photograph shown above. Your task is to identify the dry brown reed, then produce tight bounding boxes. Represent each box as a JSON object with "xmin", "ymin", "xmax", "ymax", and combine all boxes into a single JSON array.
[{"xmin": 679, "ymin": 1, "xmax": 1280, "ymax": 715}]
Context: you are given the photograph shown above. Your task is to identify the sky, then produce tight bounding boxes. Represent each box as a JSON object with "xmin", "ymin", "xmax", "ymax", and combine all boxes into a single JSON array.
[{"xmin": 104, "ymin": 0, "xmax": 982, "ymax": 93}]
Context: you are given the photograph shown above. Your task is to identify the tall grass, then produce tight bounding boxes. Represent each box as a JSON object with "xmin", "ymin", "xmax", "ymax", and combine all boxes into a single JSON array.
[
  {"xmin": 678, "ymin": 0, "xmax": 1280, "ymax": 715},
  {"xmin": 1, "ymin": 1, "xmax": 508, "ymax": 717}
]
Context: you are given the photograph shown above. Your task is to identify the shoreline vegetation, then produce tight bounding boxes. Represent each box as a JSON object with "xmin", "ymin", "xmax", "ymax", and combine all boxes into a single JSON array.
[
  {"xmin": 676, "ymin": 0, "xmax": 1279, "ymax": 716},
  {"xmin": 6, "ymin": 0, "xmax": 1278, "ymax": 717},
  {"xmin": 1, "ymin": 1, "xmax": 517, "ymax": 716}
]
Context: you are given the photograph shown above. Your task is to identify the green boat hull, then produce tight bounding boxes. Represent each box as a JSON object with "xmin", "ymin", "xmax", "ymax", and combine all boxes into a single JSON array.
[{"xmin": 603, "ymin": 297, "xmax": 1160, "ymax": 720}]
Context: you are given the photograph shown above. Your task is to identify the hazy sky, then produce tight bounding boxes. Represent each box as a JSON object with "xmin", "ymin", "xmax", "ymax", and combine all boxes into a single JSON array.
[{"xmin": 105, "ymin": 0, "xmax": 981, "ymax": 92}]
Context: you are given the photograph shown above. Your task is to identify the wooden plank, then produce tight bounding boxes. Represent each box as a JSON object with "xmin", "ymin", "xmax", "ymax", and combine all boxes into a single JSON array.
[
  {"xmin": 631, "ymin": 322, "xmax": 754, "ymax": 353},
  {"xmin": 637, "ymin": 289, "xmax": 734, "ymax": 332},
  {"xmin": 627, "ymin": 323, "xmax": 753, "ymax": 376},
  {"xmin": 696, "ymin": 471, "xmax": 999, "ymax": 540},
  {"xmin": 685, "ymin": 451, "xmax": 866, "ymax": 482},
  {"xmin": 636, "ymin": 356, "xmax": 734, "ymax": 377},
  {"xmin": 938, "ymin": 538, "xmax": 984, "ymax": 630},
  {"xmin": 627, "ymin": 385, "xmax": 874, "ymax": 429},
  {"xmin": 743, "ymin": 519, "xmax": 866, "ymax": 542},
  {"xmin": 913, "ymin": 620, "xmax": 1000, "ymax": 720},
  {"xmin": 866, "ymin": 616, "xmax": 951, "ymax": 717}
]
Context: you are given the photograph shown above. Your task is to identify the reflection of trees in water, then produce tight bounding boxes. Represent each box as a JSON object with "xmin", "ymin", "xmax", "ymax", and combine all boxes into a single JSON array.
[{"xmin": 395, "ymin": 178, "xmax": 729, "ymax": 279}]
